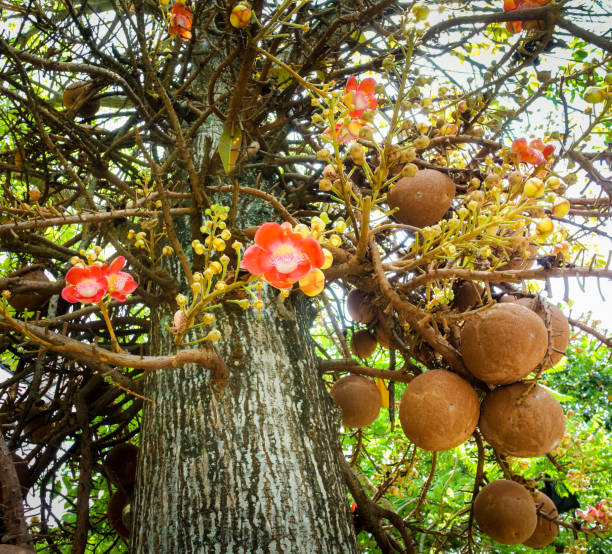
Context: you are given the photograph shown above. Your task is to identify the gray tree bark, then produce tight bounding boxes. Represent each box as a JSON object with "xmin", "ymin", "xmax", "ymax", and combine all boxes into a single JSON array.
[{"xmin": 131, "ymin": 294, "xmax": 359, "ymax": 553}]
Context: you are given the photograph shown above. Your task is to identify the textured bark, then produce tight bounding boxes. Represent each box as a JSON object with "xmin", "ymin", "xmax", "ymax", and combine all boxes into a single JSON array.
[{"xmin": 131, "ymin": 296, "xmax": 359, "ymax": 553}]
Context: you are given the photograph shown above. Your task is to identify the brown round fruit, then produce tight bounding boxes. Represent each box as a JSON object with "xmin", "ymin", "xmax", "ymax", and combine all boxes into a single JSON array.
[
  {"xmin": 350, "ymin": 329, "xmax": 377, "ymax": 359},
  {"xmin": 399, "ymin": 370, "xmax": 480, "ymax": 451},
  {"xmin": 515, "ymin": 298, "xmax": 570, "ymax": 368},
  {"xmin": 452, "ymin": 281, "xmax": 483, "ymax": 312},
  {"xmin": 104, "ymin": 443, "xmax": 139, "ymax": 488},
  {"xmin": 523, "ymin": 491, "xmax": 559, "ymax": 548},
  {"xmin": 24, "ymin": 404, "xmax": 56, "ymax": 444},
  {"xmin": 479, "ymin": 383, "xmax": 566, "ymax": 457},
  {"xmin": 346, "ymin": 289, "xmax": 377, "ymax": 324},
  {"xmin": 387, "ymin": 169, "xmax": 455, "ymax": 228},
  {"xmin": 62, "ymin": 81, "xmax": 100, "ymax": 118},
  {"xmin": 460, "ymin": 303, "xmax": 548, "ymax": 384},
  {"xmin": 107, "ymin": 490, "xmax": 130, "ymax": 539},
  {"xmin": 330, "ymin": 375, "xmax": 382, "ymax": 428},
  {"xmin": 373, "ymin": 324, "xmax": 392, "ymax": 348},
  {"xmin": 7, "ymin": 267, "xmax": 51, "ymax": 313},
  {"xmin": 474, "ymin": 480, "xmax": 537, "ymax": 545}
]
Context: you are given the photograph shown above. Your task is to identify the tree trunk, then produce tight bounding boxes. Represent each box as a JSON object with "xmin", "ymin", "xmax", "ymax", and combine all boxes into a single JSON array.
[{"xmin": 131, "ymin": 294, "xmax": 359, "ymax": 553}]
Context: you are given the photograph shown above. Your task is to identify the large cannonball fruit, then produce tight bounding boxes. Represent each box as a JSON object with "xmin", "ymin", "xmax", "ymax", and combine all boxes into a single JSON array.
[
  {"xmin": 330, "ymin": 375, "xmax": 381, "ymax": 428},
  {"xmin": 107, "ymin": 491, "xmax": 130, "ymax": 539},
  {"xmin": 474, "ymin": 480, "xmax": 537, "ymax": 545},
  {"xmin": 479, "ymin": 383, "xmax": 566, "ymax": 457},
  {"xmin": 346, "ymin": 289, "xmax": 377, "ymax": 324},
  {"xmin": 399, "ymin": 370, "xmax": 480, "ymax": 451},
  {"xmin": 7, "ymin": 267, "xmax": 51, "ymax": 313},
  {"xmin": 62, "ymin": 81, "xmax": 100, "ymax": 118},
  {"xmin": 452, "ymin": 281, "xmax": 483, "ymax": 312},
  {"xmin": 460, "ymin": 303, "xmax": 548, "ymax": 385},
  {"xmin": 516, "ymin": 298, "xmax": 570, "ymax": 368},
  {"xmin": 350, "ymin": 329, "xmax": 377, "ymax": 359},
  {"xmin": 104, "ymin": 443, "xmax": 139, "ymax": 488},
  {"xmin": 387, "ymin": 169, "xmax": 455, "ymax": 228},
  {"xmin": 523, "ymin": 491, "xmax": 559, "ymax": 548}
]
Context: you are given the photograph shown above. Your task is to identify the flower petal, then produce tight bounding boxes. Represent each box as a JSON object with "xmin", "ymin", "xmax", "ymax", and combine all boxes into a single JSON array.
[
  {"xmin": 357, "ymin": 77, "xmax": 376, "ymax": 96},
  {"xmin": 345, "ymin": 76, "xmax": 357, "ymax": 93},
  {"xmin": 61, "ymin": 286, "xmax": 80, "ymax": 303},
  {"xmin": 107, "ymin": 256, "xmax": 126, "ymax": 273},
  {"xmin": 253, "ymin": 222, "xmax": 284, "ymax": 251},
  {"xmin": 242, "ymin": 245, "xmax": 274, "ymax": 275},
  {"xmin": 299, "ymin": 236, "xmax": 325, "ymax": 268}
]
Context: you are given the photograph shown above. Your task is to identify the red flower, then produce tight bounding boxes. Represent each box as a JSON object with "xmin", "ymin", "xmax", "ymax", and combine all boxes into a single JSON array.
[
  {"xmin": 577, "ymin": 502, "xmax": 609, "ymax": 525},
  {"xmin": 343, "ymin": 76, "xmax": 377, "ymax": 118},
  {"xmin": 503, "ymin": 0, "xmax": 550, "ymax": 33},
  {"xmin": 61, "ymin": 265, "xmax": 108, "ymax": 304},
  {"xmin": 169, "ymin": 2, "xmax": 193, "ymax": 41},
  {"xmin": 241, "ymin": 222, "xmax": 325, "ymax": 289},
  {"xmin": 326, "ymin": 119, "xmax": 364, "ymax": 145},
  {"xmin": 102, "ymin": 257, "xmax": 138, "ymax": 302},
  {"xmin": 511, "ymin": 137, "xmax": 554, "ymax": 165}
]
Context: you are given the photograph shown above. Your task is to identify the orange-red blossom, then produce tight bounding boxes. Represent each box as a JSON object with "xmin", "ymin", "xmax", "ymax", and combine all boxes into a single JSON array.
[
  {"xmin": 61, "ymin": 256, "xmax": 138, "ymax": 304},
  {"xmin": 169, "ymin": 2, "xmax": 193, "ymax": 41},
  {"xmin": 511, "ymin": 137, "xmax": 554, "ymax": 165},
  {"xmin": 241, "ymin": 222, "xmax": 326, "ymax": 294},
  {"xmin": 503, "ymin": 0, "xmax": 550, "ymax": 33},
  {"xmin": 326, "ymin": 76, "xmax": 377, "ymax": 145}
]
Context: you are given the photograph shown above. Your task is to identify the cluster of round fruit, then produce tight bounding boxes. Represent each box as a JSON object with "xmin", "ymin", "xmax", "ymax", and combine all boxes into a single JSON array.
[
  {"xmin": 104, "ymin": 443, "xmax": 139, "ymax": 540},
  {"xmin": 331, "ymin": 292, "xmax": 570, "ymax": 546}
]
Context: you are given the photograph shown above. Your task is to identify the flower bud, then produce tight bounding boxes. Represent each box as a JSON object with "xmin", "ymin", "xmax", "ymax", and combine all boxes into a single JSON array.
[
  {"xmin": 205, "ymin": 329, "xmax": 222, "ymax": 341},
  {"xmin": 507, "ymin": 171, "xmax": 523, "ymax": 188},
  {"xmin": 583, "ymin": 86, "xmax": 606, "ymax": 104},
  {"xmin": 209, "ymin": 261, "xmax": 223, "ymax": 274},
  {"xmin": 311, "ymin": 217, "xmax": 326, "ymax": 233},
  {"xmin": 212, "ymin": 238, "xmax": 226, "ymax": 251},
  {"xmin": 523, "ymin": 177, "xmax": 545, "ymax": 198},
  {"xmin": 316, "ymin": 149, "xmax": 330, "ymax": 161},
  {"xmin": 401, "ymin": 163, "xmax": 418, "ymax": 178},
  {"xmin": 29, "ymin": 187, "xmax": 41, "ymax": 202},
  {"xmin": 358, "ymin": 125, "xmax": 374, "ymax": 141},
  {"xmin": 552, "ymin": 197, "xmax": 570, "ymax": 218},
  {"xmin": 299, "ymin": 268, "xmax": 325, "ymax": 296},
  {"xmin": 400, "ymin": 148, "xmax": 417, "ymax": 163},
  {"xmin": 348, "ymin": 142, "xmax": 365, "ymax": 165},
  {"xmin": 230, "ymin": 1, "xmax": 252, "ymax": 29},
  {"xmin": 172, "ymin": 310, "xmax": 187, "ymax": 333},
  {"xmin": 413, "ymin": 135, "xmax": 430, "ymax": 149},
  {"xmin": 176, "ymin": 293, "xmax": 188, "ymax": 307},
  {"xmin": 202, "ymin": 313, "xmax": 215, "ymax": 325},
  {"xmin": 321, "ymin": 248, "xmax": 333, "ymax": 270},
  {"xmin": 536, "ymin": 217, "xmax": 554, "ymax": 236}
]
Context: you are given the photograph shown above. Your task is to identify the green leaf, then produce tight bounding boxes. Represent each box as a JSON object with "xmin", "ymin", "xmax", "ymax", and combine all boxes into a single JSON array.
[{"xmin": 218, "ymin": 124, "xmax": 242, "ymax": 174}]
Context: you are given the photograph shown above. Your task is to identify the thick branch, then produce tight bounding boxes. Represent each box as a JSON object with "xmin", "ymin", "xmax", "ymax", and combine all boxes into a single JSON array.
[
  {"xmin": 0, "ymin": 315, "xmax": 225, "ymax": 372},
  {"xmin": 399, "ymin": 267, "xmax": 612, "ymax": 292},
  {"xmin": 319, "ymin": 358, "xmax": 415, "ymax": 383}
]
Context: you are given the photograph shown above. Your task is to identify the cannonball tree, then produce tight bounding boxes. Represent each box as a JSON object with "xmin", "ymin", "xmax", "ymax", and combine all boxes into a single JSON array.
[{"xmin": 0, "ymin": 1, "xmax": 610, "ymax": 552}]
